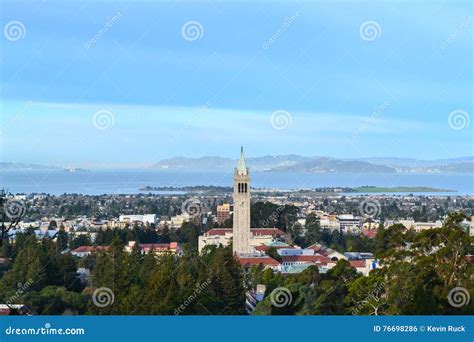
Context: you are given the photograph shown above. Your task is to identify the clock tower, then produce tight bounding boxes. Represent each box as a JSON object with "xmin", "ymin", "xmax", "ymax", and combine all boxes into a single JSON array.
[{"xmin": 233, "ymin": 147, "xmax": 251, "ymax": 254}]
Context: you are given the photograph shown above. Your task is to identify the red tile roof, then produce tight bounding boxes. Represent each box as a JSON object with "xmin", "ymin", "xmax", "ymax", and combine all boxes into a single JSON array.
[
  {"xmin": 362, "ymin": 229, "xmax": 378, "ymax": 238},
  {"xmin": 251, "ymin": 228, "xmax": 285, "ymax": 236},
  {"xmin": 349, "ymin": 260, "xmax": 367, "ymax": 268},
  {"xmin": 204, "ymin": 228, "xmax": 231, "ymax": 236},
  {"xmin": 236, "ymin": 255, "xmax": 280, "ymax": 267},
  {"xmin": 305, "ymin": 244, "xmax": 340, "ymax": 257},
  {"xmin": 306, "ymin": 243, "xmax": 323, "ymax": 252},
  {"xmin": 255, "ymin": 243, "xmax": 290, "ymax": 252}
]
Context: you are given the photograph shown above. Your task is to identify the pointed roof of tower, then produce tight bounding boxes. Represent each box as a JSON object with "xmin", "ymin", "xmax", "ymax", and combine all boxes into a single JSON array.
[{"xmin": 237, "ymin": 146, "xmax": 248, "ymax": 175}]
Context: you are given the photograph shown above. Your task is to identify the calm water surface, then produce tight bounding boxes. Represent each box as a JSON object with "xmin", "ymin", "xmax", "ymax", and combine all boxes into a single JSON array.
[{"xmin": 0, "ymin": 170, "xmax": 472, "ymax": 196}]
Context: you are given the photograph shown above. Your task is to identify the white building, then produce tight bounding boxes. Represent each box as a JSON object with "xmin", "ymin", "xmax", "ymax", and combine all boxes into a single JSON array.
[
  {"xmin": 337, "ymin": 214, "xmax": 362, "ymax": 233},
  {"xmin": 320, "ymin": 218, "xmax": 341, "ymax": 232},
  {"xmin": 385, "ymin": 219, "xmax": 443, "ymax": 232},
  {"xmin": 119, "ymin": 214, "xmax": 157, "ymax": 225},
  {"xmin": 349, "ymin": 259, "xmax": 380, "ymax": 276},
  {"xmin": 198, "ymin": 228, "xmax": 286, "ymax": 253}
]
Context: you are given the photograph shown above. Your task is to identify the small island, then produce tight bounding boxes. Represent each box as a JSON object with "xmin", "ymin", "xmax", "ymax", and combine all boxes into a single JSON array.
[
  {"xmin": 139, "ymin": 185, "xmax": 455, "ymax": 195},
  {"xmin": 64, "ymin": 168, "xmax": 90, "ymax": 172}
]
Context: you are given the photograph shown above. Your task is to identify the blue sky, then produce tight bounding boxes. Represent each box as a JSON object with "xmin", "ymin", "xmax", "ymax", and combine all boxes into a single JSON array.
[{"xmin": 0, "ymin": 0, "xmax": 472, "ymax": 168}]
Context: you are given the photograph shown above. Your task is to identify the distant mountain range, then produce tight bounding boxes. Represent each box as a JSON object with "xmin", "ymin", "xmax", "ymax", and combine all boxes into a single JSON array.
[
  {"xmin": 0, "ymin": 162, "xmax": 59, "ymax": 170},
  {"xmin": 2, "ymin": 156, "xmax": 472, "ymax": 174},
  {"xmin": 350, "ymin": 156, "xmax": 473, "ymax": 167},
  {"xmin": 152, "ymin": 155, "xmax": 474, "ymax": 173}
]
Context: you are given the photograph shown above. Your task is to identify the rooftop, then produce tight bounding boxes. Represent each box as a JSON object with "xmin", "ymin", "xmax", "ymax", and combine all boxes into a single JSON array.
[
  {"xmin": 236, "ymin": 255, "xmax": 280, "ymax": 267},
  {"xmin": 204, "ymin": 228, "xmax": 286, "ymax": 236}
]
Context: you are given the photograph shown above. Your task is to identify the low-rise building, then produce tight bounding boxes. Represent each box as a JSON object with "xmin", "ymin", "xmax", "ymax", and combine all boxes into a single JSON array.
[
  {"xmin": 124, "ymin": 241, "xmax": 182, "ymax": 255},
  {"xmin": 71, "ymin": 246, "xmax": 110, "ymax": 258},
  {"xmin": 159, "ymin": 214, "xmax": 191, "ymax": 228},
  {"xmin": 119, "ymin": 214, "xmax": 157, "ymax": 226},
  {"xmin": 216, "ymin": 204, "xmax": 231, "ymax": 224},
  {"xmin": 280, "ymin": 254, "xmax": 332, "ymax": 267},
  {"xmin": 306, "ymin": 243, "xmax": 346, "ymax": 261},
  {"xmin": 198, "ymin": 228, "xmax": 286, "ymax": 253},
  {"xmin": 0, "ymin": 304, "xmax": 33, "ymax": 316},
  {"xmin": 236, "ymin": 255, "xmax": 280, "ymax": 272},
  {"xmin": 412, "ymin": 221, "xmax": 443, "ymax": 232},
  {"xmin": 337, "ymin": 214, "xmax": 362, "ymax": 233},
  {"xmin": 349, "ymin": 259, "xmax": 379, "ymax": 276},
  {"xmin": 254, "ymin": 240, "xmax": 290, "ymax": 253}
]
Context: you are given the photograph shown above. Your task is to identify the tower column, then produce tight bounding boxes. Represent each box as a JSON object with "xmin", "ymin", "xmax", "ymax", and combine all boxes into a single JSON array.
[{"xmin": 233, "ymin": 147, "xmax": 251, "ymax": 255}]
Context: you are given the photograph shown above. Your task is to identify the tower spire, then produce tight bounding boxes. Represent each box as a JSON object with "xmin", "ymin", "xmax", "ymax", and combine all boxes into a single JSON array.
[{"xmin": 237, "ymin": 146, "xmax": 247, "ymax": 175}]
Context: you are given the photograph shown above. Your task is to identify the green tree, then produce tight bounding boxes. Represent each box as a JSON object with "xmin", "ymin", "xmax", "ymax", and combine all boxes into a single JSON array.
[
  {"xmin": 303, "ymin": 214, "xmax": 321, "ymax": 247},
  {"xmin": 56, "ymin": 228, "xmax": 69, "ymax": 252},
  {"xmin": 209, "ymin": 247, "xmax": 246, "ymax": 314}
]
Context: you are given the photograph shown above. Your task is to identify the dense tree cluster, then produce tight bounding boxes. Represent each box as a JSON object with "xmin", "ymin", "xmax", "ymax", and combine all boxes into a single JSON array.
[
  {"xmin": 252, "ymin": 212, "xmax": 473, "ymax": 315},
  {"xmin": 0, "ymin": 233, "xmax": 245, "ymax": 315},
  {"xmin": 90, "ymin": 242, "xmax": 246, "ymax": 315},
  {"xmin": 0, "ymin": 212, "xmax": 471, "ymax": 316}
]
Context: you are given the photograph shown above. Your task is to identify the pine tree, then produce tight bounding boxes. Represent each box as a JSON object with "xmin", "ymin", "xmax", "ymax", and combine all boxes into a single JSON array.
[
  {"xmin": 56, "ymin": 228, "xmax": 69, "ymax": 252},
  {"xmin": 210, "ymin": 247, "xmax": 246, "ymax": 315}
]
